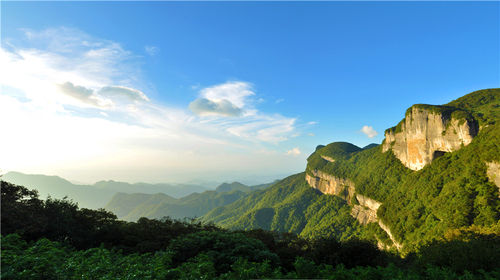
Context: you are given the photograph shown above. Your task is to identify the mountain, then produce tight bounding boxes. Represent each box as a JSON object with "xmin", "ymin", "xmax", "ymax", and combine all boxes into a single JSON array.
[
  {"xmin": 363, "ymin": 143, "xmax": 379, "ymax": 150},
  {"xmin": 203, "ymin": 88, "xmax": 500, "ymax": 253},
  {"xmin": 93, "ymin": 180, "xmax": 207, "ymax": 198},
  {"xmin": 215, "ymin": 182, "xmax": 251, "ymax": 193},
  {"xmin": 215, "ymin": 181, "xmax": 275, "ymax": 193},
  {"xmin": 105, "ymin": 181, "xmax": 274, "ymax": 221},
  {"xmin": 1, "ymin": 172, "xmax": 207, "ymax": 209},
  {"xmin": 202, "ymin": 173, "xmax": 368, "ymax": 242}
]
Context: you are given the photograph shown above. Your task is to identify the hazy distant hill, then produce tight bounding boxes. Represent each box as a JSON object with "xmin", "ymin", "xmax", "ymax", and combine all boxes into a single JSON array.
[
  {"xmin": 105, "ymin": 181, "xmax": 274, "ymax": 221},
  {"xmin": 215, "ymin": 181, "xmax": 275, "ymax": 193},
  {"xmin": 93, "ymin": 180, "xmax": 207, "ymax": 198},
  {"xmin": 2, "ymin": 172, "xmax": 207, "ymax": 209}
]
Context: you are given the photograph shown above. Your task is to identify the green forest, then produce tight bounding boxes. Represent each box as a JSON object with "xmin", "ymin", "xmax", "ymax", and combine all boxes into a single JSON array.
[{"xmin": 2, "ymin": 180, "xmax": 500, "ymax": 279}]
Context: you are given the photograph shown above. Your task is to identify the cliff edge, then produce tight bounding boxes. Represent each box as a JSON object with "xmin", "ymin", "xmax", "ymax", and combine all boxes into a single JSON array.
[{"xmin": 382, "ymin": 105, "xmax": 477, "ymax": 170}]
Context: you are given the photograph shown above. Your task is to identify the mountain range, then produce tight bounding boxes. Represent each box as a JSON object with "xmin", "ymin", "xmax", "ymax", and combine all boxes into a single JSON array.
[
  {"xmin": 202, "ymin": 88, "xmax": 500, "ymax": 253},
  {"xmin": 105, "ymin": 181, "xmax": 274, "ymax": 221},
  {"xmin": 1, "ymin": 172, "xmax": 208, "ymax": 209},
  {"xmin": 3, "ymin": 88, "xmax": 498, "ymax": 254}
]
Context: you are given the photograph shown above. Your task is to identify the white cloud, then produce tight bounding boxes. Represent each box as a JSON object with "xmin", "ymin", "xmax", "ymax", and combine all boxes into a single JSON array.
[
  {"xmin": 0, "ymin": 27, "xmax": 303, "ymax": 182},
  {"xmin": 58, "ymin": 81, "xmax": 102, "ymax": 107},
  {"xmin": 98, "ymin": 85, "xmax": 149, "ymax": 102},
  {"xmin": 189, "ymin": 81, "xmax": 254, "ymax": 117},
  {"xmin": 287, "ymin": 147, "xmax": 301, "ymax": 156},
  {"xmin": 307, "ymin": 121, "xmax": 318, "ymax": 125},
  {"xmin": 361, "ymin": 125, "xmax": 378, "ymax": 138},
  {"xmin": 145, "ymin": 45, "xmax": 159, "ymax": 56},
  {"xmin": 275, "ymin": 98, "xmax": 284, "ymax": 104},
  {"xmin": 189, "ymin": 98, "xmax": 242, "ymax": 117}
]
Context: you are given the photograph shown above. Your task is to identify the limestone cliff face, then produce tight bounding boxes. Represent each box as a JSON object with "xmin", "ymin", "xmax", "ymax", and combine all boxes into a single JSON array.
[
  {"xmin": 306, "ymin": 168, "xmax": 402, "ymax": 248},
  {"xmin": 486, "ymin": 162, "xmax": 500, "ymax": 196},
  {"xmin": 306, "ymin": 170, "xmax": 380, "ymax": 224},
  {"xmin": 350, "ymin": 194, "xmax": 381, "ymax": 225},
  {"xmin": 305, "ymin": 170, "xmax": 355, "ymax": 202},
  {"xmin": 382, "ymin": 106, "xmax": 477, "ymax": 170},
  {"xmin": 320, "ymin": 155, "xmax": 335, "ymax": 162},
  {"xmin": 378, "ymin": 220, "xmax": 402, "ymax": 250}
]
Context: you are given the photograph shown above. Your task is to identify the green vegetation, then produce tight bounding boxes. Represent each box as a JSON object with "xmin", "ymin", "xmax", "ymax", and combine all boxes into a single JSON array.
[
  {"xmin": 2, "ymin": 180, "xmax": 499, "ymax": 279},
  {"xmin": 105, "ymin": 181, "xmax": 273, "ymax": 221},
  {"xmin": 207, "ymin": 89, "xmax": 500, "ymax": 253},
  {"xmin": 447, "ymin": 88, "xmax": 500, "ymax": 126},
  {"xmin": 304, "ymin": 88, "xmax": 500, "ymax": 252},
  {"xmin": 316, "ymin": 142, "xmax": 362, "ymax": 159},
  {"xmin": 2, "ymin": 88, "xmax": 499, "ymax": 279},
  {"xmin": 203, "ymin": 173, "xmax": 367, "ymax": 242}
]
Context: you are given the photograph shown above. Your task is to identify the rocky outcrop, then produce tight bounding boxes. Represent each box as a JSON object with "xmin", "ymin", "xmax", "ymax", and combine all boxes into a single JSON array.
[
  {"xmin": 378, "ymin": 220, "xmax": 402, "ymax": 250},
  {"xmin": 305, "ymin": 170, "xmax": 355, "ymax": 202},
  {"xmin": 350, "ymin": 194, "xmax": 381, "ymax": 225},
  {"xmin": 320, "ymin": 155, "xmax": 335, "ymax": 162},
  {"xmin": 306, "ymin": 169, "xmax": 402, "ymax": 248},
  {"xmin": 351, "ymin": 205, "xmax": 377, "ymax": 224},
  {"xmin": 356, "ymin": 194, "xmax": 381, "ymax": 211},
  {"xmin": 382, "ymin": 105, "xmax": 477, "ymax": 170},
  {"xmin": 486, "ymin": 162, "xmax": 500, "ymax": 196}
]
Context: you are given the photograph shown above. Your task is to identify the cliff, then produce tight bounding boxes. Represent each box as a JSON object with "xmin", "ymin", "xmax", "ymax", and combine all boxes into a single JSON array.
[
  {"xmin": 382, "ymin": 105, "xmax": 477, "ymax": 170},
  {"xmin": 305, "ymin": 170, "xmax": 355, "ymax": 202},
  {"xmin": 203, "ymin": 88, "xmax": 500, "ymax": 254},
  {"xmin": 306, "ymin": 169, "xmax": 399, "ymax": 248},
  {"xmin": 487, "ymin": 161, "xmax": 500, "ymax": 196}
]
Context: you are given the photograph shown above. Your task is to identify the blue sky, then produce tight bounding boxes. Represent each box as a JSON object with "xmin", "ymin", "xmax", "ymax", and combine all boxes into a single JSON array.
[{"xmin": 1, "ymin": 2, "xmax": 499, "ymax": 184}]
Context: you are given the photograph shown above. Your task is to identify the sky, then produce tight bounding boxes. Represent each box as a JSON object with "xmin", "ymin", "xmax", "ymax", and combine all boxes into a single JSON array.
[{"xmin": 1, "ymin": 1, "xmax": 499, "ymax": 185}]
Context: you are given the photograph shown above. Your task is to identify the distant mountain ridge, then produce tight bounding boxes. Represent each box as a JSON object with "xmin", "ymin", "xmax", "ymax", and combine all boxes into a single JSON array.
[
  {"xmin": 105, "ymin": 181, "xmax": 275, "ymax": 221},
  {"xmin": 1, "ymin": 172, "xmax": 207, "ymax": 209}
]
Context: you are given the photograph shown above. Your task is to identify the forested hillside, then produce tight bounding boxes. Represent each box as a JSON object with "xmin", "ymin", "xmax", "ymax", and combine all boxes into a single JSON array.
[
  {"xmin": 204, "ymin": 89, "xmax": 500, "ymax": 253},
  {"xmin": 105, "ymin": 181, "xmax": 274, "ymax": 221},
  {"xmin": 2, "ymin": 180, "xmax": 499, "ymax": 279}
]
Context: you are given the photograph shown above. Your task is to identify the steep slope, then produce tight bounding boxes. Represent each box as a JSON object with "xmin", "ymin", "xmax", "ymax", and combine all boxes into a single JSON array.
[
  {"xmin": 203, "ymin": 173, "xmax": 369, "ymax": 242},
  {"xmin": 305, "ymin": 88, "xmax": 500, "ymax": 251},
  {"xmin": 382, "ymin": 104, "xmax": 477, "ymax": 170},
  {"xmin": 204, "ymin": 88, "xmax": 500, "ymax": 252}
]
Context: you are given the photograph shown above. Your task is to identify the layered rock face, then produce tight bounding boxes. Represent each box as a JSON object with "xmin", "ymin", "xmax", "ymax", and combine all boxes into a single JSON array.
[
  {"xmin": 320, "ymin": 155, "xmax": 335, "ymax": 162},
  {"xmin": 306, "ymin": 169, "xmax": 400, "ymax": 248},
  {"xmin": 306, "ymin": 170, "xmax": 378, "ymax": 225},
  {"xmin": 305, "ymin": 170, "xmax": 355, "ymax": 202},
  {"xmin": 486, "ymin": 162, "xmax": 500, "ymax": 196},
  {"xmin": 351, "ymin": 194, "xmax": 381, "ymax": 225},
  {"xmin": 382, "ymin": 106, "xmax": 477, "ymax": 170}
]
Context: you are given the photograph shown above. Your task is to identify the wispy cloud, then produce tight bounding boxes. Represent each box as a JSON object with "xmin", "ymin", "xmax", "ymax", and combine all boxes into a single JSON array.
[
  {"xmin": 144, "ymin": 45, "xmax": 159, "ymax": 56},
  {"xmin": 189, "ymin": 81, "xmax": 253, "ymax": 117},
  {"xmin": 190, "ymin": 81, "xmax": 254, "ymax": 116},
  {"xmin": 361, "ymin": 125, "xmax": 378, "ymax": 138},
  {"xmin": 287, "ymin": 147, "xmax": 301, "ymax": 156},
  {"xmin": 0, "ymin": 27, "xmax": 304, "ymax": 182}
]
